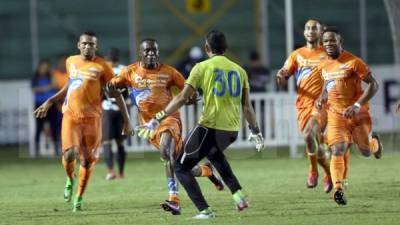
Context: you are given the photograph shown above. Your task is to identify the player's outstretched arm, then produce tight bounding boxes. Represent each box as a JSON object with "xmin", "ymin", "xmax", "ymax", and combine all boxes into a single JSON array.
[
  {"xmin": 33, "ymin": 84, "xmax": 68, "ymax": 118},
  {"xmin": 343, "ymin": 73, "xmax": 378, "ymax": 118},
  {"xmin": 115, "ymin": 94, "xmax": 134, "ymax": 136},
  {"xmin": 316, "ymin": 81, "xmax": 328, "ymax": 110},
  {"xmin": 242, "ymin": 88, "xmax": 264, "ymax": 151},
  {"xmin": 164, "ymin": 84, "xmax": 196, "ymax": 116},
  {"xmin": 276, "ymin": 68, "xmax": 289, "ymax": 87}
]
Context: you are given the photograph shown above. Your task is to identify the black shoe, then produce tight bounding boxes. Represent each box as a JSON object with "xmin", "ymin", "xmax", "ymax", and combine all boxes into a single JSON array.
[
  {"xmin": 160, "ymin": 200, "xmax": 181, "ymax": 215},
  {"xmin": 333, "ymin": 189, "xmax": 347, "ymax": 205},
  {"xmin": 371, "ymin": 132, "xmax": 383, "ymax": 159},
  {"xmin": 204, "ymin": 162, "xmax": 224, "ymax": 191}
]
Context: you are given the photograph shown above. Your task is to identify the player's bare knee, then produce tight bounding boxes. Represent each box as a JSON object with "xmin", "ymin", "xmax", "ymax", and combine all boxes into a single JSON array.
[
  {"xmin": 81, "ymin": 159, "xmax": 93, "ymax": 168},
  {"xmin": 331, "ymin": 144, "xmax": 346, "ymax": 156},
  {"xmin": 191, "ymin": 165, "xmax": 201, "ymax": 176},
  {"xmin": 63, "ymin": 148, "xmax": 76, "ymax": 162},
  {"xmin": 317, "ymin": 149, "xmax": 326, "ymax": 158},
  {"xmin": 159, "ymin": 132, "xmax": 172, "ymax": 160}
]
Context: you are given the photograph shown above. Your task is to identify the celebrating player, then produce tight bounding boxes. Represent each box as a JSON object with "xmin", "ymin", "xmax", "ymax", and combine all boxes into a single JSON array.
[
  {"xmin": 276, "ymin": 19, "xmax": 332, "ymax": 192},
  {"xmin": 34, "ymin": 32, "xmax": 133, "ymax": 212},
  {"xmin": 136, "ymin": 30, "xmax": 264, "ymax": 219},
  {"xmin": 107, "ymin": 38, "xmax": 224, "ymax": 215},
  {"xmin": 317, "ymin": 27, "xmax": 383, "ymax": 205}
]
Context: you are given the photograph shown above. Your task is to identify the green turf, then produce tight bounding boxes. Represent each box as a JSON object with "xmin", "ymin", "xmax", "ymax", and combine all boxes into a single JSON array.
[{"xmin": 0, "ymin": 148, "xmax": 399, "ymax": 225}]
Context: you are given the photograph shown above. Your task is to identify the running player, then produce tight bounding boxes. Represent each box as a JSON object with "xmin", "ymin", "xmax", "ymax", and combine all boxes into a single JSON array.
[
  {"xmin": 317, "ymin": 27, "xmax": 383, "ymax": 205},
  {"xmin": 137, "ymin": 30, "xmax": 264, "ymax": 219},
  {"xmin": 276, "ymin": 19, "xmax": 332, "ymax": 192},
  {"xmin": 108, "ymin": 38, "xmax": 224, "ymax": 215},
  {"xmin": 33, "ymin": 32, "xmax": 133, "ymax": 212}
]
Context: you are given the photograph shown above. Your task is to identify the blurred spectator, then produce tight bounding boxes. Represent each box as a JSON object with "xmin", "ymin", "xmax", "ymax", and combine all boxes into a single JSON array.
[
  {"xmin": 244, "ymin": 51, "xmax": 271, "ymax": 92},
  {"xmin": 52, "ymin": 55, "xmax": 68, "ymax": 90},
  {"xmin": 102, "ymin": 47, "xmax": 128, "ymax": 180},
  {"xmin": 31, "ymin": 60, "xmax": 60, "ymax": 157},
  {"xmin": 176, "ymin": 46, "xmax": 206, "ymax": 79}
]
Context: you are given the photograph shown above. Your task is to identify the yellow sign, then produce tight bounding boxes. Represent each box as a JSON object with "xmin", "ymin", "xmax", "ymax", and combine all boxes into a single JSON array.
[{"xmin": 186, "ymin": 0, "xmax": 211, "ymax": 13}]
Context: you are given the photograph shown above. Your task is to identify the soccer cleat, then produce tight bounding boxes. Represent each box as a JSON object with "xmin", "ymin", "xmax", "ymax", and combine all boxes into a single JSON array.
[
  {"xmin": 63, "ymin": 178, "xmax": 74, "ymax": 202},
  {"xmin": 192, "ymin": 208, "xmax": 215, "ymax": 219},
  {"xmin": 371, "ymin": 132, "xmax": 383, "ymax": 159},
  {"xmin": 160, "ymin": 200, "xmax": 181, "ymax": 215},
  {"xmin": 306, "ymin": 172, "xmax": 318, "ymax": 188},
  {"xmin": 233, "ymin": 190, "xmax": 249, "ymax": 211},
  {"xmin": 105, "ymin": 172, "xmax": 117, "ymax": 181},
  {"xmin": 204, "ymin": 162, "xmax": 224, "ymax": 191},
  {"xmin": 72, "ymin": 196, "xmax": 83, "ymax": 212},
  {"xmin": 333, "ymin": 189, "xmax": 347, "ymax": 205},
  {"xmin": 323, "ymin": 175, "xmax": 333, "ymax": 193}
]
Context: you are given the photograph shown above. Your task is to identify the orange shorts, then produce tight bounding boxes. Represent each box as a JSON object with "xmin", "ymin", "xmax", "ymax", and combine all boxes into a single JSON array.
[
  {"xmin": 326, "ymin": 110, "xmax": 372, "ymax": 149},
  {"xmin": 296, "ymin": 106, "xmax": 327, "ymax": 132},
  {"xmin": 149, "ymin": 116, "xmax": 183, "ymax": 159},
  {"xmin": 61, "ymin": 112, "xmax": 102, "ymax": 162}
]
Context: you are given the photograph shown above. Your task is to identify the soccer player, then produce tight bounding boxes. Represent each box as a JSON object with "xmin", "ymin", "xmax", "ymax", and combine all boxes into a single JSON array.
[
  {"xmin": 33, "ymin": 32, "xmax": 133, "ymax": 212},
  {"xmin": 317, "ymin": 27, "xmax": 383, "ymax": 205},
  {"xmin": 102, "ymin": 48, "xmax": 129, "ymax": 180},
  {"xmin": 108, "ymin": 38, "xmax": 224, "ymax": 215},
  {"xmin": 136, "ymin": 30, "xmax": 264, "ymax": 219},
  {"xmin": 276, "ymin": 19, "xmax": 332, "ymax": 192}
]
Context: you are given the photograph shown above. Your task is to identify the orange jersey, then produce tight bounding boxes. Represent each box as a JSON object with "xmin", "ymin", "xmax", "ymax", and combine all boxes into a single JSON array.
[
  {"xmin": 319, "ymin": 51, "xmax": 370, "ymax": 114},
  {"xmin": 110, "ymin": 63, "xmax": 185, "ymax": 123},
  {"xmin": 62, "ymin": 55, "xmax": 114, "ymax": 118},
  {"xmin": 283, "ymin": 46, "xmax": 327, "ymax": 108}
]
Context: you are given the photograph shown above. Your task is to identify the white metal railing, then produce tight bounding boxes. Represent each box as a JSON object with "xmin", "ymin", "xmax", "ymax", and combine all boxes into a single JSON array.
[
  {"xmin": 0, "ymin": 87, "xmax": 306, "ymax": 157},
  {"xmin": 107, "ymin": 93, "xmax": 304, "ymax": 157},
  {"xmin": 22, "ymin": 93, "xmax": 303, "ymax": 158}
]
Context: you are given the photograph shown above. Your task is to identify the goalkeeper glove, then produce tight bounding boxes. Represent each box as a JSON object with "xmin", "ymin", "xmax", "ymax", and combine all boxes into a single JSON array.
[
  {"xmin": 247, "ymin": 125, "xmax": 265, "ymax": 152},
  {"xmin": 136, "ymin": 110, "xmax": 168, "ymax": 140}
]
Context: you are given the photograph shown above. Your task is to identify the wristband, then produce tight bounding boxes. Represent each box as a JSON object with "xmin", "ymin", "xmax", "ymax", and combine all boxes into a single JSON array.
[
  {"xmin": 155, "ymin": 110, "xmax": 168, "ymax": 122},
  {"xmin": 248, "ymin": 124, "xmax": 261, "ymax": 134},
  {"xmin": 354, "ymin": 102, "xmax": 361, "ymax": 109}
]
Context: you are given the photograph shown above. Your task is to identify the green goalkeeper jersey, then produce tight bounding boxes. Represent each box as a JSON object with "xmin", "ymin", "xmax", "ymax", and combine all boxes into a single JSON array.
[{"xmin": 186, "ymin": 55, "xmax": 249, "ymax": 131}]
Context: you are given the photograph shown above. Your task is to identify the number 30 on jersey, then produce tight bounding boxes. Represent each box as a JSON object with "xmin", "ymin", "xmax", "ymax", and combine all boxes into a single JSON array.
[{"xmin": 213, "ymin": 68, "xmax": 241, "ymax": 97}]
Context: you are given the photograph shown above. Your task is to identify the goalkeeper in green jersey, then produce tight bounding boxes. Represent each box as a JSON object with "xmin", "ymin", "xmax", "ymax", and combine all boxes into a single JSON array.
[{"xmin": 137, "ymin": 30, "xmax": 264, "ymax": 219}]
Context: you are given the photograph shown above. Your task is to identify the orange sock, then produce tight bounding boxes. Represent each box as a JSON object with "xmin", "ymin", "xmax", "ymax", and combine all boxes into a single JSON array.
[
  {"xmin": 199, "ymin": 165, "xmax": 213, "ymax": 177},
  {"xmin": 343, "ymin": 150, "xmax": 350, "ymax": 179},
  {"xmin": 369, "ymin": 138, "xmax": 379, "ymax": 154},
  {"xmin": 168, "ymin": 194, "xmax": 180, "ymax": 204},
  {"xmin": 307, "ymin": 152, "xmax": 318, "ymax": 174},
  {"xmin": 76, "ymin": 164, "xmax": 95, "ymax": 197},
  {"xmin": 317, "ymin": 154, "xmax": 331, "ymax": 176},
  {"xmin": 330, "ymin": 155, "xmax": 345, "ymax": 190},
  {"xmin": 62, "ymin": 157, "xmax": 76, "ymax": 180}
]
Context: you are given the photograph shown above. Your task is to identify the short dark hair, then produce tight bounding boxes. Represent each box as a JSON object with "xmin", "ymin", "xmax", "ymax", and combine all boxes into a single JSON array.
[
  {"xmin": 322, "ymin": 26, "xmax": 340, "ymax": 35},
  {"xmin": 206, "ymin": 30, "xmax": 227, "ymax": 54},
  {"xmin": 81, "ymin": 31, "xmax": 96, "ymax": 37},
  {"xmin": 249, "ymin": 51, "xmax": 260, "ymax": 61},
  {"xmin": 140, "ymin": 38, "xmax": 158, "ymax": 45}
]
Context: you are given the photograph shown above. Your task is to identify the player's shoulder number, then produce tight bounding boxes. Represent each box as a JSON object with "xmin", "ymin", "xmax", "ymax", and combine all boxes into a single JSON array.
[{"xmin": 213, "ymin": 68, "xmax": 241, "ymax": 97}]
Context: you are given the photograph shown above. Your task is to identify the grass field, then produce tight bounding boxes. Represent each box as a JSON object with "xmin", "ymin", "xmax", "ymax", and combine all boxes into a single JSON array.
[{"xmin": 0, "ymin": 147, "xmax": 400, "ymax": 225}]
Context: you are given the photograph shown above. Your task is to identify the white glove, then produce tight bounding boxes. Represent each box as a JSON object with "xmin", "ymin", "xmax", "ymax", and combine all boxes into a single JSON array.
[
  {"xmin": 248, "ymin": 132, "xmax": 265, "ymax": 152},
  {"xmin": 136, "ymin": 118, "xmax": 160, "ymax": 140}
]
